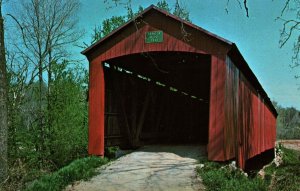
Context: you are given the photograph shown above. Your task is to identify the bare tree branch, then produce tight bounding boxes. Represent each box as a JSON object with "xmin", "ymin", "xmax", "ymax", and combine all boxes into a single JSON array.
[
  {"xmin": 225, "ymin": 0, "xmax": 249, "ymax": 17},
  {"xmin": 278, "ymin": 0, "xmax": 300, "ymax": 74},
  {"xmin": 243, "ymin": 0, "xmax": 249, "ymax": 17},
  {"xmin": 281, "ymin": 0, "xmax": 291, "ymax": 16}
]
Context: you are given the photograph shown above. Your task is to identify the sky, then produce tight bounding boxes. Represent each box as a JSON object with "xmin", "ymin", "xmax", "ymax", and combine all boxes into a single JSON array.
[{"xmin": 3, "ymin": 0, "xmax": 300, "ymax": 109}]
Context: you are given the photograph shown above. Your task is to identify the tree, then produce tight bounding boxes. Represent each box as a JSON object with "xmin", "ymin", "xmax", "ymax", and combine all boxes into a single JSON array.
[
  {"xmin": 278, "ymin": 0, "xmax": 300, "ymax": 77},
  {"xmin": 173, "ymin": 0, "xmax": 190, "ymax": 21},
  {"xmin": 0, "ymin": 0, "xmax": 8, "ymax": 183},
  {"xmin": 157, "ymin": 0, "xmax": 171, "ymax": 13},
  {"xmin": 274, "ymin": 101, "xmax": 300, "ymax": 139},
  {"xmin": 11, "ymin": 0, "xmax": 82, "ymax": 162}
]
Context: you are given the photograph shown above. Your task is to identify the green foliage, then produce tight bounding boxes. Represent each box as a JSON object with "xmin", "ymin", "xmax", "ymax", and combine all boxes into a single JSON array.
[
  {"xmin": 157, "ymin": 0, "xmax": 171, "ymax": 12},
  {"xmin": 199, "ymin": 146, "xmax": 300, "ymax": 191},
  {"xmin": 91, "ymin": 1, "xmax": 191, "ymax": 43},
  {"xmin": 25, "ymin": 157, "xmax": 109, "ymax": 191},
  {"xmin": 47, "ymin": 61, "xmax": 88, "ymax": 167},
  {"xmin": 4, "ymin": 60, "xmax": 89, "ymax": 190},
  {"xmin": 196, "ymin": 162, "xmax": 267, "ymax": 191},
  {"xmin": 104, "ymin": 146, "xmax": 119, "ymax": 159},
  {"xmin": 281, "ymin": 146, "xmax": 300, "ymax": 165},
  {"xmin": 273, "ymin": 101, "xmax": 300, "ymax": 139},
  {"xmin": 173, "ymin": 0, "xmax": 190, "ymax": 21},
  {"xmin": 101, "ymin": 16, "xmax": 126, "ymax": 37},
  {"xmin": 264, "ymin": 147, "xmax": 300, "ymax": 191}
]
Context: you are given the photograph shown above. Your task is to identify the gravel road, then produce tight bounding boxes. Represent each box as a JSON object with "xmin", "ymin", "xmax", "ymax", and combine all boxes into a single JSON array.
[{"xmin": 65, "ymin": 145, "xmax": 206, "ymax": 191}]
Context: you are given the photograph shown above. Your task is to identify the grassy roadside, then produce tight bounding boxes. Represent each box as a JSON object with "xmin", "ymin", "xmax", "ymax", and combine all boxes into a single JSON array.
[
  {"xmin": 24, "ymin": 157, "xmax": 109, "ymax": 191},
  {"xmin": 23, "ymin": 146, "xmax": 120, "ymax": 191},
  {"xmin": 196, "ymin": 146, "xmax": 300, "ymax": 191},
  {"xmin": 196, "ymin": 161, "xmax": 267, "ymax": 191},
  {"xmin": 264, "ymin": 146, "xmax": 300, "ymax": 191}
]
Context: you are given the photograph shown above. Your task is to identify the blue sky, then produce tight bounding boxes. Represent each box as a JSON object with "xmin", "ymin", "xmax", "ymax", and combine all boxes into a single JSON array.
[{"xmin": 4, "ymin": 0, "xmax": 300, "ymax": 109}]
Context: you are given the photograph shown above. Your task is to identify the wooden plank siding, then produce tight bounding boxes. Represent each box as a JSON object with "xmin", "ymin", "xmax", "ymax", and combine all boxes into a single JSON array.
[{"xmin": 224, "ymin": 57, "xmax": 276, "ymax": 168}]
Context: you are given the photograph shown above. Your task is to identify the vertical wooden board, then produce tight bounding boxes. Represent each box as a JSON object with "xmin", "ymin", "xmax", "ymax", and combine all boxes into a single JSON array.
[
  {"xmin": 208, "ymin": 55, "xmax": 226, "ymax": 161},
  {"xmin": 238, "ymin": 80, "xmax": 245, "ymax": 168},
  {"xmin": 260, "ymin": 100, "xmax": 264, "ymax": 153},
  {"xmin": 162, "ymin": 31, "xmax": 169, "ymax": 51},
  {"xmin": 111, "ymin": 39, "xmax": 118, "ymax": 59},
  {"xmin": 265, "ymin": 106, "xmax": 269, "ymax": 150},
  {"xmin": 119, "ymin": 36, "xmax": 127, "ymax": 57},
  {"xmin": 267, "ymin": 106, "xmax": 271, "ymax": 150},
  {"xmin": 260, "ymin": 97, "xmax": 264, "ymax": 155},
  {"xmin": 218, "ymin": 58, "xmax": 227, "ymax": 160},
  {"xmin": 177, "ymin": 39, "xmax": 186, "ymax": 52},
  {"xmin": 132, "ymin": 28, "xmax": 144, "ymax": 54},
  {"xmin": 272, "ymin": 113, "xmax": 276, "ymax": 146},
  {"xmin": 88, "ymin": 57, "xmax": 105, "ymax": 156},
  {"xmin": 135, "ymin": 26, "xmax": 148, "ymax": 53},
  {"xmin": 183, "ymin": 40, "xmax": 193, "ymax": 52},
  {"xmin": 250, "ymin": 93, "xmax": 258, "ymax": 158},
  {"xmin": 115, "ymin": 37, "xmax": 121, "ymax": 57},
  {"xmin": 268, "ymin": 112, "xmax": 274, "ymax": 148},
  {"xmin": 256, "ymin": 97, "xmax": 264, "ymax": 154},
  {"xmin": 223, "ymin": 57, "xmax": 238, "ymax": 160},
  {"xmin": 268, "ymin": 108, "xmax": 274, "ymax": 149},
  {"xmin": 167, "ymin": 36, "xmax": 176, "ymax": 51},
  {"xmin": 255, "ymin": 95, "xmax": 260, "ymax": 156},
  {"xmin": 106, "ymin": 48, "xmax": 112, "ymax": 60},
  {"xmin": 265, "ymin": 105, "xmax": 269, "ymax": 150},
  {"xmin": 208, "ymin": 55, "xmax": 218, "ymax": 160},
  {"xmin": 124, "ymin": 33, "xmax": 132, "ymax": 56},
  {"xmin": 126, "ymin": 31, "xmax": 134, "ymax": 54},
  {"xmin": 271, "ymin": 110, "xmax": 275, "ymax": 148},
  {"xmin": 270, "ymin": 111, "xmax": 273, "ymax": 148},
  {"xmin": 237, "ymin": 80, "xmax": 243, "ymax": 168},
  {"xmin": 264, "ymin": 105, "xmax": 267, "ymax": 150},
  {"xmin": 256, "ymin": 95, "xmax": 264, "ymax": 154}
]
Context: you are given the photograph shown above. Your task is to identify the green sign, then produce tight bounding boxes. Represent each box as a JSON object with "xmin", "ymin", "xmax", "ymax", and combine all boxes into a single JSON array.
[{"xmin": 145, "ymin": 31, "xmax": 163, "ymax": 43}]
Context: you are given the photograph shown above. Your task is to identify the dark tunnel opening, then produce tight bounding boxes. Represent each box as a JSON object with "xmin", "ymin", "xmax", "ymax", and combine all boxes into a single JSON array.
[{"xmin": 103, "ymin": 52, "xmax": 211, "ymax": 148}]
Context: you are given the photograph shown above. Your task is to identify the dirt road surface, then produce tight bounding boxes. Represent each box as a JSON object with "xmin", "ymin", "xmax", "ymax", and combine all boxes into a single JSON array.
[
  {"xmin": 65, "ymin": 145, "xmax": 206, "ymax": 191},
  {"xmin": 279, "ymin": 140, "xmax": 300, "ymax": 151}
]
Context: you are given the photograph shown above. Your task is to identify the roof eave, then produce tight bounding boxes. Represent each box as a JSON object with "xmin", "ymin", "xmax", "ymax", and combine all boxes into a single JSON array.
[
  {"xmin": 81, "ymin": 4, "xmax": 156, "ymax": 56},
  {"xmin": 81, "ymin": 5, "xmax": 233, "ymax": 56},
  {"xmin": 228, "ymin": 44, "xmax": 278, "ymax": 117}
]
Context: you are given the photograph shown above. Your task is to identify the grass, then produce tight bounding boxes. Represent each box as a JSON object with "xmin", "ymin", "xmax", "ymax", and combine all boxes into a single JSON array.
[
  {"xmin": 197, "ymin": 146, "xmax": 300, "ymax": 191},
  {"xmin": 24, "ymin": 156, "xmax": 109, "ymax": 191},
  {"xmin": 265, "ymin": 146, "xmax": 300, "ymax": 191},
  {"xmin": 196, "ymin": 161, "xmax": 267, "ymax": 191}
]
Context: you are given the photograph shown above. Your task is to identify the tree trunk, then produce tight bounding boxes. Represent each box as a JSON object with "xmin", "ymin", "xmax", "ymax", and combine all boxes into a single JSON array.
[
  {"xmin": 0, "ymin": 0, "xmax": 8, "ymax": 182},
  {"xmin": 47, "ymin": 49, "xmax": 53, "ymax": 156}
]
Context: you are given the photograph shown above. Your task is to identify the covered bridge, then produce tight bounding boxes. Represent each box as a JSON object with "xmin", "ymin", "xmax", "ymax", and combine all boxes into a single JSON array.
[{"xmin": 82, "ymin": 5, "xmax": 277, "ymax": 169}]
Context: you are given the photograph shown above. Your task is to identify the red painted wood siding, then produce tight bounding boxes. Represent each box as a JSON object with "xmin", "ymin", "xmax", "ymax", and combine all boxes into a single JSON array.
[
  {"xmin": 88, "ymin": 57, "xmax": 105, "ymax": 155},
  {"xmin": 224, "ymin": 57, "xmax": 276, "ymax": 168},
  {"xmin": 87, "ymin": 17, "xmax": 276, "ymax": 170},
  {"xmin": 88, "ymin": 23, "xmax": 212, "ymax": 156},
  {"xmin": 208, "ymin": 55, "xmax": 226, "ymax": 161}
]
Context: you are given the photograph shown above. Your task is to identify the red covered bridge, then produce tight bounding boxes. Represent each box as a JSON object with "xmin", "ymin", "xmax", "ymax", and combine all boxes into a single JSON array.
[{"xmin": 82, "ymin": 5, "xmax": 277, "ymax": 169}]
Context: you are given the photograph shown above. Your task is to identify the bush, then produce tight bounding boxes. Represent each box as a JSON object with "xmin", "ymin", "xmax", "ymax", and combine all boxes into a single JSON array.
[{"xmin": 25, "ymin": 157, "xmax": 108, "ymax": 191}]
